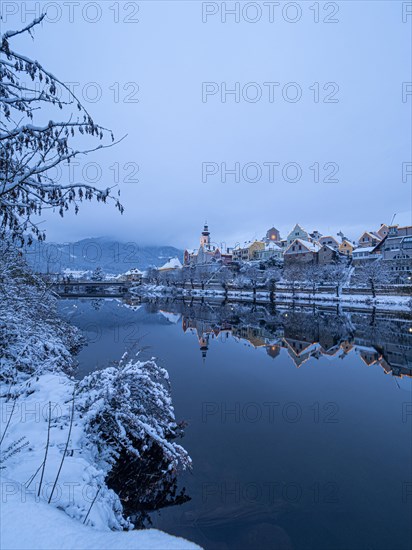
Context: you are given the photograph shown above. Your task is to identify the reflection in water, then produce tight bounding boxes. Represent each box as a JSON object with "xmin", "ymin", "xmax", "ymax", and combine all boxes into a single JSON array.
[
  {"xmin": 148, "ymin": 298, "xmax": 412, "ymax": 379},
  {"xmin": 107, "ymin": 441, "xmax": 191, "ymax": 528},
  {"xmin": 59, "ymin": 297, "xmax": 412, "ymax": 550}
]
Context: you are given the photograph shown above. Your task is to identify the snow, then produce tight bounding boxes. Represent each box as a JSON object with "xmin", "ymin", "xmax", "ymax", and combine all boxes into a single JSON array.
[
  {"xmin": 158, "ymin": 257, "xmax": 182, "ymax": 271},
  {"xmin": 358, "ymin": 231, "xmax": 382, "ymax": 241},
  {"xmin": 1, "ymin": 375, "xmax": 195, "ymax": 546},
  {"xmin": 265, "ymin": 242, "xmax": 282, "ymax": 251},
  {"xmin": 354, "ymin": 345, "xmax": 378, "ymax": 353},
  {"xmin": 159, "ymin": 310, "xmax": 182, "ymax": 323},
  {"xmin": 0, "ymin": 242, "xmax": 197, "ymax": 549},
  {"xmin": 284, "ymin": 239, "xmax": 321, "ymax": 254},
  {"xmin": 122, "ymin": 303, "xmax": 143, "ymax": 312},
  {"xmin": 1, "ymin": 488, "xmax": 200, "ymax": 550},
  {"xmin": 352, "ymin": 246, "xmax": 375, "ymax": 254},
  {"xmin": 173, "ymin": 287, "xmax": 411, "ymax": 311},
  {"xmin": 319, "ymin": 236, "xmax": 339, "ymax": 245},
  {"xmin": 62, "ymin": 268, "xmax": 89, "ymax": 278},
  {"xmin": 123, "ymin": 268, "xmax": 143, "ymax": 276},
  {"xmin": 1, "ymin": 373, "xmax": 126, "ymax": 531},
  {"xmin": 137, "ymin": 278, "xmax": 411, "ymax": 313}
]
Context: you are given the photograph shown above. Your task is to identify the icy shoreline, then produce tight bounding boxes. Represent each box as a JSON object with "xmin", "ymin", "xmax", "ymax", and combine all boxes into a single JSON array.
[{"xmin": 132, "ymin": 284, "xmax": 412, "ymax": 312}]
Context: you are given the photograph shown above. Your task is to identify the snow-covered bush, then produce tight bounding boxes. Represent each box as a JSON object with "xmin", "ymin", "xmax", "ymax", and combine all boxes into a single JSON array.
[
  {"xmin": 78, "ymin": 353, "xmax": 190, "ymax": 471},
  {"xmin": 77, "ymin": 353, "xmax": 192, "ymax": 526},
  {"xmin": 91, "ymin": 267, "xmax": 105, "ymax": 281},
  {"xmin": 0, "ymin": 240, "xmax": 81, "ymax": 387}
]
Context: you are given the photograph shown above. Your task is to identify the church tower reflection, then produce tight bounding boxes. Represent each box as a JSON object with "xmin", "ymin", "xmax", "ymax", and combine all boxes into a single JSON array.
[
  {"xmin": 199, "ymin": 334, "xmax": 209, "ymax": 362},
  {"xmin": 167, "ymin": 300, "xmax": 412, "ymax": 378}
]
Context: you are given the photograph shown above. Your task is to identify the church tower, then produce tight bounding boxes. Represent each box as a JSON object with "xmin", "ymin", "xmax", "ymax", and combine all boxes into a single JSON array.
[
  {"xmin": 200, "ymin": 222, "xmax": 211, "ymax": 249},
  {"xmin": 199, "ymin": 333, "xmax": 209, "ymax": 363}
]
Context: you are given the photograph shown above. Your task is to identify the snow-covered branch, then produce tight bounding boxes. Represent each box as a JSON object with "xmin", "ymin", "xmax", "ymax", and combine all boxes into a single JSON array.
[{"xmin": 0, "ymin": 15, "xmax": 125, "ymax": 243}]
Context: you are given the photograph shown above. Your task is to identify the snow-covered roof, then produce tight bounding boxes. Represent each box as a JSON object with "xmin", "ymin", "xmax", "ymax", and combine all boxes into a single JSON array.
[
  {"xmin": 354, "ymin": 345, "xmax": 379, "ymax": 352},
  {"xmin": 124, "ymin": 268, "xmax": 142, "ymax": 276},
  {"xmin": 353, "ymin": 246, "xmax": 375, "ymax": 254},
  {"xmin": 321, "ymin": 243, "xmax": 337, "ymax": 252},
  {"xmin": 285, "ymin": 239, "xmax": 321, "ymax": 253},
  {"xmin": 233, "ymin": 241, "xmax": 263, "ymax": 251},
  {"xmin": 319, "ymin": 235, "xmax": 339, "ymax": 244},
  {"xmin": 62, "ymin": 268, "xmax": 88, "ymax": 277},
  {"xmin": 265, "ymin": 242, "xmax": 282, "ymax": 251},
  {"xmin": 301, "ymin": 240, "xmax": 321, "ymax": 252},
  {"xmin": 159, "ymin": 311, "xmax": 181, "ymax": 323},
  {"xmin": 290, "ymin": 223, "xmax": 306, "ymax": 232},
  {"xmin": 159, "ymin": 257, "xmax": 182, "ymax": 270},
  {"xmin": 358, "ymin": 231, "xmax": 382, "ymax": 241}
]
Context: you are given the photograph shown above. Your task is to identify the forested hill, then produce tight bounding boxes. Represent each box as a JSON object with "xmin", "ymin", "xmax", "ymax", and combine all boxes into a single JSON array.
[{"xmin": 23, "ymin": 237, "xmax": 184, "ymax": 275}]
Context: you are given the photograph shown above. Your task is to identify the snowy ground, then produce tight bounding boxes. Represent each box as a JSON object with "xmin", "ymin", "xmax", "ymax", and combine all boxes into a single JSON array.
[
  {"xmin": 1, "ymin": 487, "xmax": 199, "ymax": 550},
  {"xmin": 1, "ymin": 372, "xmax": 200, "ymax": 550},
  {"xmin": 1, "ymin": 373, "xmax": 124, "ymax": 532},
  {"xmin": 133, "ymin": 284, "xmax": 412, "ymax": 312}
]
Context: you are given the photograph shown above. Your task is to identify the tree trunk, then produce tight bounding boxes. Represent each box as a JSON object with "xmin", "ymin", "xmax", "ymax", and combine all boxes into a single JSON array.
[{"xmin": 370, "ymin": 278, "xmax": 376, "ymax": 299}]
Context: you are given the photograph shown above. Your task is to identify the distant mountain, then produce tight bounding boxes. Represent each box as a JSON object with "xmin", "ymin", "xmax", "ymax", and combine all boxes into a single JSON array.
[{"xmin": 23, "ymin": 237, "xmax": 184, "ymax": 275}]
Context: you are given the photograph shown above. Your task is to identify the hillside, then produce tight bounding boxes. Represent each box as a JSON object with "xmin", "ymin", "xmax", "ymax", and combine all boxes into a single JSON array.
[{"xmin": 23, "ymin": 237, "xmax": 184, "ymax": 275}]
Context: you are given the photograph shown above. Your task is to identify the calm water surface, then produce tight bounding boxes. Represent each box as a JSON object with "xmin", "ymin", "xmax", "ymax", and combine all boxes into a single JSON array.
[{"xmin": 58, "ymin": 298, "xmax": 412, "ymax": 550}]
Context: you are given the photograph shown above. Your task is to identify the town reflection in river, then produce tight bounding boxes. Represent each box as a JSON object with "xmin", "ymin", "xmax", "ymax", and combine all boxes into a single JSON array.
[
  {"xmin": 146, "ymin": 299, "xmax": 412, "ymax": 379},
  {"xmin": 58, "ymin": 298, "xmax": 412, "ymax": 550}
]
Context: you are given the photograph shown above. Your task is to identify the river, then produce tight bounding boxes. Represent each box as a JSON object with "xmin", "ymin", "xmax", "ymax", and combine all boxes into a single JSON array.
[{"xmin": 57, "ymin": 297, "xmax": 412, "ymax": 550}]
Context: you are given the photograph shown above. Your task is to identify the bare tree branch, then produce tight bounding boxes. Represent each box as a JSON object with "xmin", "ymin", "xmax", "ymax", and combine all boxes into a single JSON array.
[{"xmin": 0, "ymin": 15, "xmax": 125, "ymax": 244}]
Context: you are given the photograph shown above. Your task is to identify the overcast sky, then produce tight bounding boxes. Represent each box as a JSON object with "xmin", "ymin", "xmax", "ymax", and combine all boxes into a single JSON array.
[{"xmin": 3, "ymin": 0, "xmax": 411, "ymax": 248}]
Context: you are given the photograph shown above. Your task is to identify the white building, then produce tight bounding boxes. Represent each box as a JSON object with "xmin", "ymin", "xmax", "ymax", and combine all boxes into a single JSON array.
[
  {"xmin": 158, "ymin": 257, "xmax": 183, "ymax": 272},
  {"xmin": 254, "ymin": 242, "xmax": 284, "ymax": 262},
  {"xmin": 286, "ymin": 224, "xmax": 310, "ymax": 245},
  {"xmin": 352, "ymin": 247, "xmax": 376, "ymax": 264}
]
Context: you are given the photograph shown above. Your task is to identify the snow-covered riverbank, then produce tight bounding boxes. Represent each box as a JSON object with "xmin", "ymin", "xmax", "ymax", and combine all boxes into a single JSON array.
[
  {"xmin": 1, "ymin": 484, "xmax": 199, "ymax": 550},
  {"xmin": 132, "ymin": 284, "xmax": 412, "ymax": 312},
  {"xmin": 1, "ymin": 373, "xmax": 199, "ymax": 550},
  {"xmin": 0, "ymin": 244, "xmax": 198, "ymax": 550}
]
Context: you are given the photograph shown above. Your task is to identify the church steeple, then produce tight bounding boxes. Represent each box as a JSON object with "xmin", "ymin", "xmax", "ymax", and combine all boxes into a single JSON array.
[
  {"xmin": 200, "ymin": 221, "xmax": 211, "ymax": 249},
  {"xmin": 199, "ymin": 333, "xmax": 209, "ymax": 363}
]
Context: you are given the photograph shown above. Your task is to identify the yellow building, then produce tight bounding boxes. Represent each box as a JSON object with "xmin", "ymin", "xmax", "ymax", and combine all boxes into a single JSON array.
[
  {"xmin": 339, "ymin": 240, "xmax": 355, "ymax": 257},
  {"xmin": 232, "ymin": 241, "xmax": 265, "ymax": 262},
  {"xmin": 357, "ymin": 231, "xmax": 381, "ymax": 248}
]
